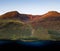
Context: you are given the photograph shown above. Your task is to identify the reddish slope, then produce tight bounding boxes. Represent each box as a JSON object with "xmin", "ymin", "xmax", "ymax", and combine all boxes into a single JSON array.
[
  {"xmin": 31, "ymin": 11, "xmax": 60, "ymax": 29},
  {"xmin": 0, "ymin": 11, "xmax": 30, "ymax": 21},
  {"xmin": 42, "ymin": 11, "xmax": 60, "ymax": 17},
  {"xmin": 0, "ymin": 11, "xmax": 20, "ymax": 19},
  {"xmin": 0, "ymin": 11, "xmax": 60, "ymax": 22},
  {"xmin": 0, "ymin": 11, "xmax": 42, "ymax": 22},
  {"xmin": 41, "ymin": 11, "xmax": 60, "ymax": 20}
]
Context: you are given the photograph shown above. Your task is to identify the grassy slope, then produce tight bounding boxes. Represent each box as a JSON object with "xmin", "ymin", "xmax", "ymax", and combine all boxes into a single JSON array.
[
  {"xmin": 31, "ymin": 19, "xmax": 60, "ymax": 40},
  {"xmin": 0, "ymin": 19, "xmax": 60, "ymax": 40},
  {"xmin": 0, "ymin": 19, "xmax": 33, "ymax": 40}
]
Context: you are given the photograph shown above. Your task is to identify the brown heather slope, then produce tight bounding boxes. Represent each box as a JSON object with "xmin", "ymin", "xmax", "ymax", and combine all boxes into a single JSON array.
[
  {"xmin": 0, "ymin": 11, "xmax": 60, "ymax": 26},
  {"xmin": 42, "ymin": 11, "xmax": 60, "ymax": 21},
  {"xmin": 42, "ymin": 11, "xmax": 60, "ymax": 17},
  {"xmin": 0, "ymin": 11, "xmax": 42, "ymax": 22},
  {"xmin": 0, "ymin": 11, "xmax": 30, "ymax": 22},
  {"xmin": 31, "ymin": 11, "xmax": 60, "ymax": 30},
  {"xmin": 0, "ymin": 11, "xmax": 20, "ymax": 19}
]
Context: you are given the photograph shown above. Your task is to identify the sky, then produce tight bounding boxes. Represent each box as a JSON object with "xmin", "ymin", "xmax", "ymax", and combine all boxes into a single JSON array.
[{"xmin": 0, "ymin": 0, "xmax": 60, "ymax": 15}]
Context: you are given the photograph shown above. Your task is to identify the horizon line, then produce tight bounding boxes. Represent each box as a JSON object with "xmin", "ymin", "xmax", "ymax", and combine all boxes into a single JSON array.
[{"xmin": 0, "ymin": 10, "xmax": 60, "ymax": 15}]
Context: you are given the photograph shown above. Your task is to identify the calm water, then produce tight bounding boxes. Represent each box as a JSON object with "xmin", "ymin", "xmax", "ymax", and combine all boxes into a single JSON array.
[
  {"xmin": 0, "ymin": 40, "xmax": 60, "ymax": 48},
  {"xmin": 17, "ymin": 40, "xmax": 52, "ymax": 47}
]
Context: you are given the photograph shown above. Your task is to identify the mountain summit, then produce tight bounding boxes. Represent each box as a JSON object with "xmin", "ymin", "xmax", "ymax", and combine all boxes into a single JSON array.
[
  {"xmin": 0, "ymin": 11, "xmax": 30, "ymax": 21},
  {"xmin": 0, "ymin": 11, "xmax": 20, "ymax": 19},
  {"xmin": 42, "ymin": 11, "xmax": 60, "ymax": 18}
]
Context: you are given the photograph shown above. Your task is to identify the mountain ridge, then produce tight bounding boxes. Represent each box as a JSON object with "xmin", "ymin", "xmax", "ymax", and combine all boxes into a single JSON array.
[
  {"xmin": 0, "ymin": 11, "xmax": 60, "ymax": 21},
  {"xmin": 0, "ymin": 11, "xmax": 60, "ymax": 40}
]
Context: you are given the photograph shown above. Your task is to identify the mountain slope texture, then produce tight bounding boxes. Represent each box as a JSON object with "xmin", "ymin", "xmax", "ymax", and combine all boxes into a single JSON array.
[{"xmin": 0, "ymin": 11, "xmax": 60, "ymax": 41}]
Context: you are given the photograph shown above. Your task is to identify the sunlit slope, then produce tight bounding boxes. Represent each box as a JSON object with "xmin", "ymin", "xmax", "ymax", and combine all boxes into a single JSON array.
[{"xmin": 31, "ymin": 11, "xmax": 60, "ymax": 40}]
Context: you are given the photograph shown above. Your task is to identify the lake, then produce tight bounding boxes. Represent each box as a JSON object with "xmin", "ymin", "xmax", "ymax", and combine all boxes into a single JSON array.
[{"xmin": 0, "ymin": 40, "xmax": 60, "ymax": 48}]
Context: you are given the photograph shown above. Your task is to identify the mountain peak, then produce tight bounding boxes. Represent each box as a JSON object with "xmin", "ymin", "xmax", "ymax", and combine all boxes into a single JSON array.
[
  {"xmin": 0, "ymin": 11, "xmax": 20, "ymax": 19},
  {"xmin": 42, "ymin": 11, "xmax": 60, "ymax": 17},
  {"xmin": 3, "ymin": 10, "xmax": 19, "ymax": 14},
  {"xmin": 47, "ymin": 11, "xmax": 59, "ymax": 14},
  {"xmin": 0, "ymin": 11, "xmax": 30, "ymax": 21}
]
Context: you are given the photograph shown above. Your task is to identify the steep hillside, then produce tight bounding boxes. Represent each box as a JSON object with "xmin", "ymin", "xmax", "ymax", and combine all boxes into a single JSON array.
[
  {"xmin": 0, "ymin": 19, "xmax": 32, "ymax": 40},
  {"xmin": 31, "ymin": 11, "xmax": 60, "ymax": 40},
  {"xmin": 0, "ymin": 11, "xmax": 60, "ymax": 40},
  {"xmin": 0, "ymin": 11, "xmax": 30, "ymax": 22}
]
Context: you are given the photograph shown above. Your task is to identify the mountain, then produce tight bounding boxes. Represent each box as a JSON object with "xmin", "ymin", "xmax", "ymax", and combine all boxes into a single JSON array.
[
  {"xmin": 31, "ymin": 11, "xmax": 60, "ymax": 27},
  {"xmin": 0, "ymin": 11, "xmax": 20, "ymax": 19},
  {"xmin": 43, "ymin": 11, "xmax": 60, "ymax": 17},
  {"xmin": 0, "ymin": 11, "xmax": 60, "ymax": 40},
  {"xmin": 0, "ymin": 11, "xmax": 42, "ymax": 22},
  {"xmin": 31, "ymin": 11, "xmax": 60, "ymax": 40},
  {"xmin": 41, "ymin": 11, "xmax": 60, "ymax": 21},
  {"xmin": 0, "ymin": 11, "xmax": 30, "ymax": 22}
]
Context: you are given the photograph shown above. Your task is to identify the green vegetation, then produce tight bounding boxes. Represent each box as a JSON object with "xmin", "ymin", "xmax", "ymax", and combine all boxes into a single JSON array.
[
  {"xmin": 0, "ymin": 19, "xmax": 32, "ymax": 40},
  {"xmin": 32, "ymin": 27, "xmax": 51, "ymax": 40},
  {"xmin": 18, "ymin": 36, "xmax": 38, "ymax": 40},
  {"xmin": 48, "ymin": 30, "xmax": 60, "ymax": 40},
  {"xmin": 0, "ymin": 19, "xmax": 60, "ymax": 41}
]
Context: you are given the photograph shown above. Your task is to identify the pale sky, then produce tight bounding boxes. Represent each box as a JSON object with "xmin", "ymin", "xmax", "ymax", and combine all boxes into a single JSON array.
[{"xmin": 0, "ymin": 0, "xmax": 60, "ymax": 15}]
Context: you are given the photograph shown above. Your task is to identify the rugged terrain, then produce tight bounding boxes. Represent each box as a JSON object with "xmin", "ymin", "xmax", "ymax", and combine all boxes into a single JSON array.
[{"xmin": 0, "ymin": 11, "xmax": 60, "ymax": 41}]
